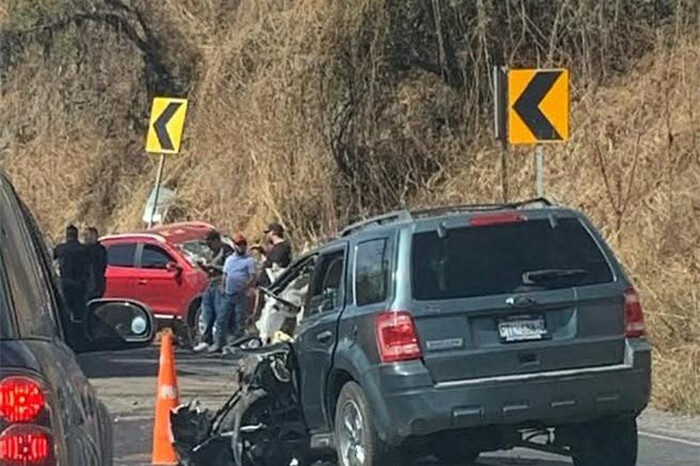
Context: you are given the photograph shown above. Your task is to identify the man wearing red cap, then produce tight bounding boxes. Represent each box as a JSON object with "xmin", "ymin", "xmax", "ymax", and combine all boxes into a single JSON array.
[{"xmin": 218, "ymin": 233, "xmax": 257, "ymax": 349}]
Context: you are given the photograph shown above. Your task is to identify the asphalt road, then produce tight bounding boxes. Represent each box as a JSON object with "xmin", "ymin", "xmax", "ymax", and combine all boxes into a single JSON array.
[{"xmin": 78, "ymin": 347, "xmax": 700, "ymax": 466}]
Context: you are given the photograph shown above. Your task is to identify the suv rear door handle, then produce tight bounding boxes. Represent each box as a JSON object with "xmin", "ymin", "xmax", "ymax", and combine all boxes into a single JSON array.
[
  {"xmin": 316, "ymin": 330, "xmax": 333, "ymax": 344},
  {"xmin": 137, "ymin": 279, "xmax": 148, "ymax": 285}
]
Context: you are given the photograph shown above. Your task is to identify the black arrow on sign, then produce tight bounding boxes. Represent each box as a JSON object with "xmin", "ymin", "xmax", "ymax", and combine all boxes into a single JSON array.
[
  {"xmin": 153, "ymin": 102, "xmax": 182, "ymax": 151},
  {"xmin": 513, "ymin": 71, "xmax": 562, "ymax": 140}
]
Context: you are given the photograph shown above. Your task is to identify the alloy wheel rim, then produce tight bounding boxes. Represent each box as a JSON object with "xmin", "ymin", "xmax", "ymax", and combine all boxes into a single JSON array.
[{"xmin": 339, "ymin": 399, "xmax": 366, "ymax": 466}]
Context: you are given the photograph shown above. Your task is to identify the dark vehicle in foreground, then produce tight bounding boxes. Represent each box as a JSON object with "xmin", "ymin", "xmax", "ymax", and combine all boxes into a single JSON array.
[
  {"xmin": 172, "ymin": 199, "xmax": 651, "ymax": 466},
  {"xmin": 0, "ymin": 173, "xmax": 157, "ymax": 466}
]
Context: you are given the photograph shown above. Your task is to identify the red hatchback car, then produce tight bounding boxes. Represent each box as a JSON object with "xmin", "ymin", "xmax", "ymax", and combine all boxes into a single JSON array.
[{"xmin": 101, "ymin": 222, "xmax": 226, "ymax": 335}]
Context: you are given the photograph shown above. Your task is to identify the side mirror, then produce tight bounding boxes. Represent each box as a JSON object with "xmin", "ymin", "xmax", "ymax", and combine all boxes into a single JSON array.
[
  {"xmin": 84, "ymin": 299, "xmax": 156, "ymax": 349},
  {"xmin": 166, "ymin": 261, "xmax": 183, "ymax": 277}
]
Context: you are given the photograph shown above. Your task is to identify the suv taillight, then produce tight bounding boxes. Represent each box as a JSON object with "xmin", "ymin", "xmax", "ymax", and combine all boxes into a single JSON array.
[
  {"xmin": 625, "ymin": 287, "xmax": 646, "ymax": 338},
  {"xmin": 0, "ymin": 377, "xmax": 55, "ymax": 466},
  {"xmin": 376, "ymin": 311, "xmax": 423, "ymax": 363}
]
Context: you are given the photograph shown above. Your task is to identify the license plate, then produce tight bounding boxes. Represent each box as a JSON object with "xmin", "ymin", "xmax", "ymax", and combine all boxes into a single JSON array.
[{"xmin": 498, "ymin": 315, "xmax": 547, "ymax": 342}]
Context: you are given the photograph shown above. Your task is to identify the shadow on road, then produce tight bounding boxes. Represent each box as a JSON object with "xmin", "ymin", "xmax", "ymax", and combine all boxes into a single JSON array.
[
  {"xmin": 78, "ymin": 346, "xmax": 243, "ymax": 379},
  {"xmin": 77, "ymin": 348, "xmax": 161, "ymax": 378}
]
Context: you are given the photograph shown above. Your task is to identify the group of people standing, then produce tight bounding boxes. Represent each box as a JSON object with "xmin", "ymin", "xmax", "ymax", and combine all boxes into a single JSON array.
[
  {"xmin": 193, "ymin": 222, "xmax": 292, "ymax": 353},
  {"xmin": 53, "ymin": 225, "xmax": 108, "ymax": 322}
]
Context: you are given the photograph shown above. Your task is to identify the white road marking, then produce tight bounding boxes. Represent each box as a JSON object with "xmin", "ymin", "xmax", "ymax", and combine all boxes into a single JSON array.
[
  {"xmin": 639, "ymin": 430, "xmax": 700, "ymax": 448},
  {"xmin": 113, "ymin": 414, "xmax": 152, "ymax": 422}
]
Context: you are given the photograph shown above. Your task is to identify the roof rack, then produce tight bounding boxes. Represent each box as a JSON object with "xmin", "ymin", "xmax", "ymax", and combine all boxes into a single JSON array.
[
  {"xmin": 339, "ymin": 210, "xmax": 412, "ymax": 237},
  {"xmin": 410, "ymin": 197, "xmax": 552, "ymax": 218},
  {"xmin": 338, "ymin": 198, "xmax": 553, "ymax": 238}
]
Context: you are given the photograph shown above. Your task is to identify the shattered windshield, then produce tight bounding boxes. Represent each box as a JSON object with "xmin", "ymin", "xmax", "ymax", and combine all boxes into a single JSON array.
[{"xmin": 177, "ymin": 239, "xmax": 214, "ymax": 266}]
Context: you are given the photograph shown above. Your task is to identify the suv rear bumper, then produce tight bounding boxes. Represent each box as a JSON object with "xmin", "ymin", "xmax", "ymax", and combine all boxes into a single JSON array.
[{"xmin": 362, "ymin": 339, "xmax": 651, "ymax": 445}]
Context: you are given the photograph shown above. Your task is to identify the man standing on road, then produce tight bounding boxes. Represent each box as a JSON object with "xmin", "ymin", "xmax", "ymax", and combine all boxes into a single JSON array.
[
  {"xmin": 84, "ymin": 227, "xmax": 108, "ymax": 301},
  {"xmin": 53, "ymin": 225, "xmax": 91, "ymax": 322},
  {"xmin": 218, "ymin": 234, "xmax": 257, "ymax": 350},
  {"xmin": 193, "ymin": 230, "xmax": 234, "ymax": 352},
  {"xmin": 255, "ymin": 222, "xmax": 292, "ymax": 287}
]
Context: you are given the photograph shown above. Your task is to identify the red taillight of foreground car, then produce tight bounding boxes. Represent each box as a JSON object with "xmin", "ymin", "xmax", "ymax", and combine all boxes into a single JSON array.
[
  {"xmin": 376, "ymin": 311, "xmax": 423, "ymax": 363},
  {"xmin": 625, "ymin": 287, "xmax": 646, "ymax": 338},
  {"xmin": 0, "ymin": 425, "xmax": 54, "ymax": 466},
  {"xmin": 0, "ymin": 377, "xmax": 46, "ymax": 424}
]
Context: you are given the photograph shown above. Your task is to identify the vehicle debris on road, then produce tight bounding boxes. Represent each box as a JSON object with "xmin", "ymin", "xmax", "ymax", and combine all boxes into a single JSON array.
[{"xmin": 171, "ymin": 340, "xmax": 313, "ymax": 466}]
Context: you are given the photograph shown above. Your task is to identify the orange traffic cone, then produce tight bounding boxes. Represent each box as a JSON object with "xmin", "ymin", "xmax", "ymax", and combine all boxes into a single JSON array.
[{"xmin": 152, "ymin": 330, "xmax": 179, "ymax": 465}]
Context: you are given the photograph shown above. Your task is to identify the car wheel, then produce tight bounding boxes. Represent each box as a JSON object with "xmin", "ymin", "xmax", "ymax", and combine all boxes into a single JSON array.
[
  {"xmin": 571, "ymin": 417, "xmax": 638, "ymax": 466},
  {"xmin": 184, "ymin": 301, "xmax": 203, "ymax": 347},
  {"xmin": 335, "ymin": 382, "xmax": 403, "ymax": 466}
]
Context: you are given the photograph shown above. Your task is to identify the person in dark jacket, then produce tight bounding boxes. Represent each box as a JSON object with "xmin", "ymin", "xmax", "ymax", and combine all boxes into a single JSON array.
[
  {"xmin": 262, "ymin": 222, "xmax": 292, "ymax": 269},
  {"xmin": 53, "ymin": 225, "xmax": 91, "ymax": 322},
  {"xmin": 85, "ymin": 227, "xmax": 108, "ymax": 301},
  {"xmin": 254, "ymin": 222, "xmax": 292, "ymax": 287}
]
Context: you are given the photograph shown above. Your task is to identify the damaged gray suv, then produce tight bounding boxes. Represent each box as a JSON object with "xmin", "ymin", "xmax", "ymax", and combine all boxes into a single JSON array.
[
  {"xmin": 172, "ymin": 199, "xmax": 651, "ymax": 466},
  {"xmin": 285, "ymin": 199, "xmax": 650, "ymax": 466}
]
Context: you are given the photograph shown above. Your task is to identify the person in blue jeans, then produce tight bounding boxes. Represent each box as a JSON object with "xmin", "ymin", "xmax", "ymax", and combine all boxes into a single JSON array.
[
  {"xmin": 193, "ymin": 230, "xmax": 233, "ymax": 352},
  {"xmin": 217, "ymin": 233, "xmax": 257, "ymax": 349}
]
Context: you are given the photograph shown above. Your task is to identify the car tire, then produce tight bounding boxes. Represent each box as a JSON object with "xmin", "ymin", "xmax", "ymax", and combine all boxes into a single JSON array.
[
  {"xmin": 571, "ymin": 417, "xmax": 638, "ymax": 466},
  {"xmin": 334, "ymin": 382, "xmax": 403, "ymax": 466},
  {"xmin": 183, "ymin": 300, "xmax": 203, "ymax": 348},
  {"xmin": 97, "ymin": 403, "xmax": 114, "ymax": 466}
]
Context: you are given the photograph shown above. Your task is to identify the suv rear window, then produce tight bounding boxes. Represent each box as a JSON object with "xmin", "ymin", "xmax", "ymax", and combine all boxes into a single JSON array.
[{"xmin": 412, "ymin": 217, "xmax": 614, "ymax": 300}]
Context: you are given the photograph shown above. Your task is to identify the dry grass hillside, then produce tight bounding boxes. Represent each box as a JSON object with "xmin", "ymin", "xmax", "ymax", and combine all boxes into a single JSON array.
[{"xmin": 1, "ymin": 0, "xmax": 698, "ymax": 413}]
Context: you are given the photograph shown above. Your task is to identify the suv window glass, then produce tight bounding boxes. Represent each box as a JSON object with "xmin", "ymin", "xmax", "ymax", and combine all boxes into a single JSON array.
[
  {"xmin": 412, "ymin": 218, "xmax": 614, "ymax": 300},
  {"xmin": 17, "ymin": 197, "xmax": 67, "ymax": 341},
  {"xmin": 355, "ymin": 238, "xmax": 392, "ymax": 306},
  {"xmin": 0, "ymin": 183, "xmax": 58, "ymax": 338},
  {"xmin": 0, "ymin": 257, "xmax": 13, "ymax": 338},
  {"xmin": 306, "ymin": 251, "xmax": 345, "ymax": 317},
  {"xmin": 141, "ymin": 244, "xmax": 173, "ymax": 269},
  {"xmin": 107, "ymin": 243, "xmax": 136, "ymax": 267}
]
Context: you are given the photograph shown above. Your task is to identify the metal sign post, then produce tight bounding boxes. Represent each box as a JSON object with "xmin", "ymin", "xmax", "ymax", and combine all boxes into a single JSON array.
[
  {"xmin": 493, "ymin": 66, "xmax": 509, "ymax": 201},
  {"xmin": 535, "ymin": 145, "xmax": 544, "ymax": 198},
  {"xmin": 148, "ymin": 155, "xmax": 166, "ymax": 229}
]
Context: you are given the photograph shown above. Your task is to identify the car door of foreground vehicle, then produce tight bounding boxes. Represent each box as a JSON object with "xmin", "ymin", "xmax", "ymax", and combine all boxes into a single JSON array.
[{"xmin": 295, "ymin": 245, "xmax": 348, "ymax": 432}]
